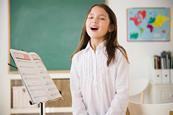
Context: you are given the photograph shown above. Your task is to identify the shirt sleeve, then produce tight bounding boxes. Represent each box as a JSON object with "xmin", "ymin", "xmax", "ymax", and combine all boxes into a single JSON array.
[
  {"xmin": 106, "ymin": 52, "xmax": 129, "ymax": 115},
  {"xmin": 70, "ymin": 55, "xmax": 88, "ymax": 115}
]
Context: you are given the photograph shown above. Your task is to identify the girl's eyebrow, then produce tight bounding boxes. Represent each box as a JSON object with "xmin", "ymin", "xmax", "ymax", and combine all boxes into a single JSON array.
[
  {"xmin": 88, "ymin": 13, "xmax": 107, "ymax": 17},
  {"xmin": 88, "ymin": 13, "xmax": 94, "ymax": 16},
  {"xmin": 99, "ymin": 14, "xmax": 107, "ymax": 17}
]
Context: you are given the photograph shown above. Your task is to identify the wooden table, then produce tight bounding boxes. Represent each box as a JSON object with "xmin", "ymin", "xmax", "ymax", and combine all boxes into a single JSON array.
[
  {"xmin": 126, "ymin": 108, "xmax": 130, "ymax": 115},
  {"xmin": 170, "ymin": 110, "xmax": 173, "ymax": 115}
]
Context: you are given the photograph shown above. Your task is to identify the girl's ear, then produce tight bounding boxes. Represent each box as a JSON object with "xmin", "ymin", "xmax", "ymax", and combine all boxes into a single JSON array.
[{"xmin": 108, "ymin": 24, "xmax": 114, "ymax": 32}]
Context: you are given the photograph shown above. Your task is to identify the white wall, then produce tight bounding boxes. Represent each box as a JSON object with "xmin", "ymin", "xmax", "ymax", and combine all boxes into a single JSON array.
[
  {"xmin": 0, "ymin": 0, "xmax": 173, "ymax": 114},
  {"xmin": 107, "ymin": 0, "xmax": 173, "ymax": 80},
  {"xmin": 0, "ymin": 0, "xmax": 10, "ymax": 114}
]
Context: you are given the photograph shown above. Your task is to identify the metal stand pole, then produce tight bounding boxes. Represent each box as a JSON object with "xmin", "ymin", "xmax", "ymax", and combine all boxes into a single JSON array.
[
  {"xmin": 40, "ymin": 102, "xmax": 43, "ymax": 115},
  {"xmin": 40, "ymin": 102, "xmax": 45, "ymax": 115}
]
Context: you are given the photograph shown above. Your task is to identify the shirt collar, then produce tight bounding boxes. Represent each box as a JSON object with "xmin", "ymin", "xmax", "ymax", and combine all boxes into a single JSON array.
[{"xmin": 84, "ymin": 40, "xmax": 106, "ymax": 52}]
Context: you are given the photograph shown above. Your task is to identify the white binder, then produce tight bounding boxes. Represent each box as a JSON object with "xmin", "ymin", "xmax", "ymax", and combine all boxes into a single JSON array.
[
  {"xmin": 171, "ymin": 69, "xmax": 173, "ymax": 84},
  {"xmin": 153, "ymin": 69, "xmax": 162, "ymax": 84},
  {"xmin": 161, "ymin": 69, "xmax": 170, "ymax": 84}
]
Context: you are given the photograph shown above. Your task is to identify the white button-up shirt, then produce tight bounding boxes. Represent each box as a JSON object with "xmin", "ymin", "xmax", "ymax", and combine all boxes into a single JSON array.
[{"xmin": 70, "ymin": 41, "xmax": 129, "ymax": 115}]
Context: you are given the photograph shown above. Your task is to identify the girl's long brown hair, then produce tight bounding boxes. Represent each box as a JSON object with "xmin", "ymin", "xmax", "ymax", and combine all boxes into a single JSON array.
[{"xmin": 73, "ymin": 3, "xmax": 128, "ymax": 66}]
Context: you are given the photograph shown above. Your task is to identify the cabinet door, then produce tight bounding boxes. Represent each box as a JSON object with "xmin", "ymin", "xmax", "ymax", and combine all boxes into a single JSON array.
[{"xmin": 46, "ymin": 79, "xmax": 72, "ymax": 107}]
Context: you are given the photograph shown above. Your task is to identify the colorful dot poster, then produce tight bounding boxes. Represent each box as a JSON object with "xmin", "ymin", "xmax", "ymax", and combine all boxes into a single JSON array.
[{"xmin": 127, "ymin": 8, "xmax": 170, "ymax": 42}]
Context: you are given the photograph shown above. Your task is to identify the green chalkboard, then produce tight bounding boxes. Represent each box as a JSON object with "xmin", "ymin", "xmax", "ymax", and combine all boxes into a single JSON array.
[{"xmin": 10, "ymin": 0, "xmax": 104, "ymax": 70}]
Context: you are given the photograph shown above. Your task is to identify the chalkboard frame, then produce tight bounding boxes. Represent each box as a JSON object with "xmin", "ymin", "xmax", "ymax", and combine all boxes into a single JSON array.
[{"xmin": 8, "ymin": 0, "xmax": 104, "ymax": 72}]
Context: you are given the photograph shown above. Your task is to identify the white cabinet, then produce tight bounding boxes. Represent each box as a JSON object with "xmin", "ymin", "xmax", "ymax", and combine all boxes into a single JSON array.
[
  {"xmin": 10, "ymin": 73, "xmax": 72, "ymax": 115},
  {"xmin": 150, "ymin": 84, "xmax": 173, "ymax": 104}
]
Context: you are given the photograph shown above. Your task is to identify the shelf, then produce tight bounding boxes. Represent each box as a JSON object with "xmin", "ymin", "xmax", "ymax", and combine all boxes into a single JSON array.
[
  {"xmin": 11, "ymin": 107, "xmax": 72, "ymax": 114},
  {"xmin": 151, "ymin": 84, "xmax": 173, "ymax": 87},
  {"xmin": 9, "ymin": 73, "xmax": 70, "ymax": 80},
  {"xmin": 46, "ymin": 107, "xmax": 72, "ymax": 113},
  {"xmin": 11, "ymin": 108, "xmax": 39, "ymax": 114}
]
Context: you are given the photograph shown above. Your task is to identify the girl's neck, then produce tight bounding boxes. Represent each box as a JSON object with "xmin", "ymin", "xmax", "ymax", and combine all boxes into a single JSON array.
[{"xmin": 90, "ymin": 38, "xmax": 105, "ymax": 51}]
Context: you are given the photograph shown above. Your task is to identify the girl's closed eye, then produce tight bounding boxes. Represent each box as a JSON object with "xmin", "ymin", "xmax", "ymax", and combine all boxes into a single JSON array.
[
  {"xmin": 88, "ymin": 15, "xmax": 94, "ymax": 19},
  {"xmin": 99, "ymin": 17, "xmax": 106, "ymax": 20}
]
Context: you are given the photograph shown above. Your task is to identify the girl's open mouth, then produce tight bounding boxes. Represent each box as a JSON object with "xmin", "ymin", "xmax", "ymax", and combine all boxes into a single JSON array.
[{"xmin": 90, "ymin": 27, "xmax": 99, "ymax": 31}]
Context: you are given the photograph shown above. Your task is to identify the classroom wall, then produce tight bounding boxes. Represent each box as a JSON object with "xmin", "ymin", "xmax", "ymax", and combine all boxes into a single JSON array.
[
  {"xmin": 0, "ymin": 0, "xmax": 173, "ymax": 114},
  {"xmin": 0, "ymin": 0, "xmax": 10, "ymax": 114},
  {"xmin": 107, "ymin": 0, "xmax": 173, "ymax": 80}
]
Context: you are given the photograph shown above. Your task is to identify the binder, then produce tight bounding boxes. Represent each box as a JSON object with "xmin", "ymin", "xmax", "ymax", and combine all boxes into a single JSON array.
[
  {"xmin": 153, "ymin": 69, "xmax": 162, "ymax": 84},
  {"xmin": 161, "ymin": 69, "xmax": 170, "ymax": 84},
  {"xmin": 171, "ymin": 69, "xmax": 173, "ymax": 84}
]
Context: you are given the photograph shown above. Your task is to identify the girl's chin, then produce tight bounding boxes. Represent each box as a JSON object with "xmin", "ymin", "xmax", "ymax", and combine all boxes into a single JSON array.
[
  {"xmin": 90, "ymin": 36, "xmax": 105, "ymax": 41},
  {"xmin": 89, "ymin": 36, "xmax": 99, "ymax": 39},
  {"xmin": 88, "ymin": 32, "xmax": 105, "ymax": 39},
  {"xmin": 88, "ymin": 34, "xmax": 100, "ymax": 38}
]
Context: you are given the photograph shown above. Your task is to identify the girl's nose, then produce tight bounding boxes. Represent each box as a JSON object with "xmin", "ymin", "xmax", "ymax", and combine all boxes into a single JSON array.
[{"xmin": 92, "ymin": 17, "xmax": 98, "ymax": 23}]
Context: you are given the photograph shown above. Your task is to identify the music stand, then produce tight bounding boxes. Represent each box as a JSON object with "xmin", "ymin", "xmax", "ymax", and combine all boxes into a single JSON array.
[{"xmin": 10, "ymin": 49, "xmax": 62, "ymax": 115}]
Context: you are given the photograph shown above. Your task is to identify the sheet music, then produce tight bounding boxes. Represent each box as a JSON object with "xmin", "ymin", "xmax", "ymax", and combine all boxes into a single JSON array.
[{"xmin": 10, "ymin": 49, "xmax": 62, "ymax": 104}]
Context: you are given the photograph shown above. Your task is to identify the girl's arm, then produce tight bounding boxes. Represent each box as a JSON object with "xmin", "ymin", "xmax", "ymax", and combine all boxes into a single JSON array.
[
  {"xmin": 106, "ymin": 52, "xmax": 129, "ymax": 115},
  {"xmin": 70, "ymin": 55, "xmax": 88, "ymax": 115}
]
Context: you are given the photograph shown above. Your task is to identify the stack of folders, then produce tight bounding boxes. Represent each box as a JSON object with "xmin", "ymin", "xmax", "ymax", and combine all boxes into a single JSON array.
[{"xmin": 153, "ymin": 51, "xmax": 173, "ymax": 84}]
